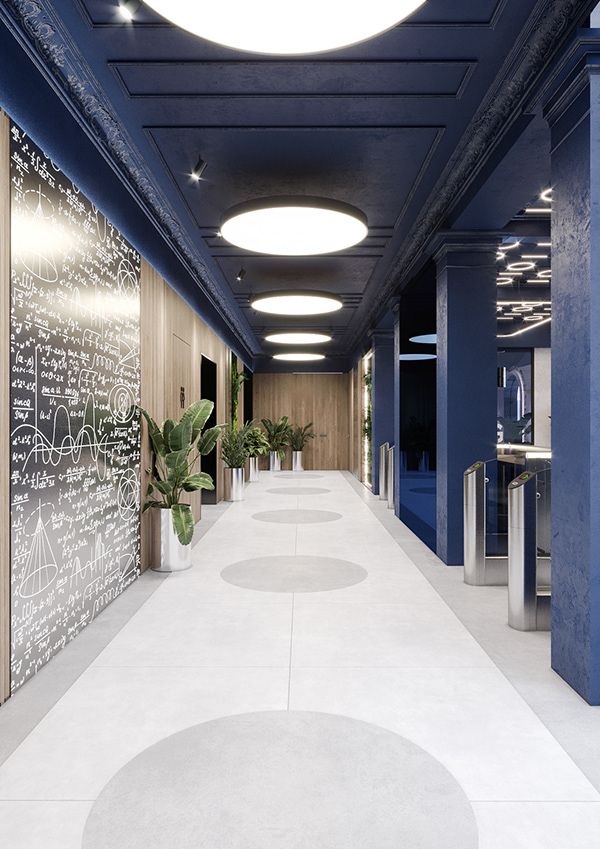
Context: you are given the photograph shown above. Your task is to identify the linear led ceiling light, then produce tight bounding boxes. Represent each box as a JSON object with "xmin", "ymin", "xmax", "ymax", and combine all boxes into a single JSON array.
[
  {"xmin": 265, "ymin": 332, "xmax": 332, "ymax": 345},
  {"xmin": 142, "ymin": 1, "xmax": 427, "ymax": 54},
  {"xmin": 221, "ymin": 197, "xmax": 367, "ymax": 256},
  {"xmin": 274, "ymin": 352, "xmax": 326, "ymax": 362},
  {"xmin": 191, "ymin": 156, "xmax": 207, "ymax": 182},
  {"xmin": 251, "ymin": 292, "xmax": 343, "ymax": 316}
]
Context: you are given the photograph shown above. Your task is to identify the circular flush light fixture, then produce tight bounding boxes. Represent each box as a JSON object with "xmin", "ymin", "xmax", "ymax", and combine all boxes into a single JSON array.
[
  {"xmin": 410, "ymin": 334, "xmax": 437, "ymax": 345},
  {"xmin": 265, "ymin": 332, "xmax": 332, "ymax": 345},
  {"xmin": 142, "ymin": 0, "xmax": 427, "ymax": 55},
  {"xmin": 399, "ymin": 354, "xmax": 437, "ymax": 361},
  {"xmin": 221, "ymin": 197, "xmax": 367, "ymax": 256},
  {"xmin": 252, "ymin": 292, "xmax": 343, "ymax": 316},
  {"xmin": 274, "ymin": 352, "xmax": 325, "ymax": 362}
]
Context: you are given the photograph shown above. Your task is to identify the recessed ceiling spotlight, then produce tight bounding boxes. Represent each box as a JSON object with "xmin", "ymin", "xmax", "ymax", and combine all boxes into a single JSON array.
[
  {"xmin": 118, "ymin": 0, "xmax": 140, "ymax": 21},
  {"xmin": 251, "ymin": 292, "xmax": 343, "ymax": 316},
  {"xmin": 540, "ymin": 188, "xmax": 553, "ymax": 203},
  {"xmin": 274, "ymin": 352, "xmax": 326, "ymax": 362},
  {"xmin": 191, "ymin": 156, "xmax": 207, "ymax": 182},
  {"xmin": 409, "ymin": 334, "xmax": 437, "ymax": 345},
  {"xmin": 399, "ymin": 354, "xmax": 437, "ymax": 361},
  {"xmin": 221, "ymin": 197, "xmax": 367, "ymax": 256},
  {"xmin": 265, "ymin": 332, "xmax": 332, "ymax": 345},
  {"xmin": 142, "ymin": 0, "xmax": 427, "ymax": 55},
  {"xmin": 236, "ymin": 267, "xmax": 246, "ymax": 282}
]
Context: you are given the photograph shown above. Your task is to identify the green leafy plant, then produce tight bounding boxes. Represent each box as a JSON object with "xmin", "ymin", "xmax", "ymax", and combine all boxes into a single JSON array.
[
  {"xmin": 231, "ymin": 354, "xmax": 248, "ymax": 429},
  {"xmin": 221, "ymin": 422, "xmax": 251, "ymax": 469},
  {"xmin": 261, "ymin": 416, "xmax": 292, "ymax": 460},
  {"xmin": 245, "ymin": 425, "xmax": 270, "ymax": 458},
  {"xmin": 140, "ymin": 400, "xmax": 221, "ymax": 546},
  {"xmin": 290, "ymin": 423, "xmax": 315, "ymax": 451}
]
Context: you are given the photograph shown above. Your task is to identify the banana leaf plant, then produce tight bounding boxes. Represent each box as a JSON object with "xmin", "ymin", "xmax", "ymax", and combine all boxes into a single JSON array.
[
  {"xmin": 139, "ymin": 400, "xmax": 221, "ymax": 546},
  {"xmin": 290, "ymin": 423, "xmax": 315, "ymax": 451},
  {"xmin": 261, "ymin": 416, "xmax": 292, "ymax": 461}
]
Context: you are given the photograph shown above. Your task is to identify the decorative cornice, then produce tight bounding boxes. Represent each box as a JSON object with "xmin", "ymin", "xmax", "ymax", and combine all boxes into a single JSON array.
[
  {"xmin": 1, "ymin": 0, "xmax": 260, "ymax": 356},
  {"xmin": 350, "ymin": 0, "xmax": 595, "ymax": 350}
]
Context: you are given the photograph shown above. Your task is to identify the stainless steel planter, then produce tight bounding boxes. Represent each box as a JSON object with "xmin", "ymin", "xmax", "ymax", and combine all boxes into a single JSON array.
[
  {"xmin": 269, "ymin": 451, "xmax": 281, "ymax": 472},
  {"xmin": 292, "ymin": 451, "xmax": 304, "ymax": 472},
  {"xmin": 230, "ymin": 467, "xmax": 245, "ymax": 501},
  {"xmin": 249, "ymin": 456, "xmax": 260, "ymax": 482},
  {"xmin": 154, "ymin": 509, "xmax": 192, "ymax": 572}
]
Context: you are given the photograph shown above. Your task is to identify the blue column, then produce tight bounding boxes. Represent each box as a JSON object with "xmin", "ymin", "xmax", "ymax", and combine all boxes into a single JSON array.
[
  {"xmin": 370, "ymin": 330, "xmax": 395, "ymax": 495},
  {"xmin": 435, "ymin": 236, "xmax": 498, "ymax": 565},
  {"xmin": 543, "ymin": 36, "xmax": 600, "ymax": 704},
  {"xmin": 393, "ymin": 303, "xmax": 402, "ymax": 517}
]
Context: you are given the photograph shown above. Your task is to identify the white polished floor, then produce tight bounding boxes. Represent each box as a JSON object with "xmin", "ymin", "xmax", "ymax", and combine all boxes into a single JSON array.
[{"xmin": 1, "ymin": 470, "xmax": 600, "ymax": 847}]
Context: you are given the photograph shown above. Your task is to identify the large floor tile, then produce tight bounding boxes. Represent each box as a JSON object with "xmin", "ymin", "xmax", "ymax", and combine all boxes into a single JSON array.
[
  {"xmin": 0, "ymin": 802, "xmax": 92, "ymax": 849},
  {"xmin": 0, "ymin": 667, "xmax": 289, "ymax": 800},
  {"xmin": 288, "ymin": 668, "xmax": 598, "ymax": 801},
  {"xmin": 473, "ymin": 802, "xmax": 600, "ymax": 848}
]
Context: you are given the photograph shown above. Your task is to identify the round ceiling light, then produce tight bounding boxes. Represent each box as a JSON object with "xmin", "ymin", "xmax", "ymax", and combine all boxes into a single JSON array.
[
  {"xmin": 265, "ymin": 332, "xmax": 332, "ymax": 345},
  {"xmin": 273, "ymin": 352, "xmax": 325, "ymax": 362},
  {"xmin": 142, "ymin": 1, "xmax": 427, "ymax": 55},
  {"xmin": 410, "ymin": 334, "xmax": 437, "ymax": 345},
  {"xmin": 251, "ymin": 292, "xmax": 343, "ymax": 316},
  {"xmin": 399, "ymin": 354, "xmax": 437, "ymax": 361},
  {"xmin": 221, "ymin": 197, "xmax": 367, "ymax": 256}
]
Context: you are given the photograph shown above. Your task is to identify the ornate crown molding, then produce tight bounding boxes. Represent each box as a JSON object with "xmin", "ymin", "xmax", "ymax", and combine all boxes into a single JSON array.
[
  {"xmin": 1, "ymin": 0, "xmax": 259, "ymax": 356},
  {"xmin": 349, "ymin": 0, "xmax": 594, "ymax": 351}
]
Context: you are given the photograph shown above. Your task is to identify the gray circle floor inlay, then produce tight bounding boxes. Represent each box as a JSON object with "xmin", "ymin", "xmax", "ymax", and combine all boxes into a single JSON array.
[
  {"xmin": 82, "ymin": 711, "xmax": 478, "ymax": 849},
  {"xmin": 221, "ymin": 555, "xmax": 367, "ymax": 593},
  {"xmin": 275, "ymin": 473, "xmax": 324, "ymax": 479},
  {"xmin": 266, "ymin": 486, "xmax": 331, "ymax": 496},
  {"xmin": 252, "ymin": 509, "xmax": 342, "ymax": 524}
]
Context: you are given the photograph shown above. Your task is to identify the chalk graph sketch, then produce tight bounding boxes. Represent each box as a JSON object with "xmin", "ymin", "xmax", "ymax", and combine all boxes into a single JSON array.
[{"xmin": 9, "ymin": 122, "xmax": 141, "ymax": 692}]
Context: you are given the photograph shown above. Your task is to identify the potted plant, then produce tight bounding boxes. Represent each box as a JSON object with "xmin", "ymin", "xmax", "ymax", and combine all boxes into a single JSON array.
[
  {"xmin": 140, "ymin": 400, "xmax": 221, "ymax": 572},
  {"xmin": 221, "ymin": 423, "xmax": 250, "ymax": 500},
  {"xmin": 290, "ymin": 423, "xmax": 315, "ymax": 472},
  {"xmin": 245, "ymin": 424, "xmax": 270, "ymax": 482},
  {"xmin": 261, "ymin": 416, "xmax": 292, "ymax": 471}
]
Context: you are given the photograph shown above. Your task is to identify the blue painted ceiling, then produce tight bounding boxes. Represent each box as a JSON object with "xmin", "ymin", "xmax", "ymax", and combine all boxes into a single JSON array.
[{"xmin": 2, "ymin": 0, "xmax": 594, "ymax": 368}]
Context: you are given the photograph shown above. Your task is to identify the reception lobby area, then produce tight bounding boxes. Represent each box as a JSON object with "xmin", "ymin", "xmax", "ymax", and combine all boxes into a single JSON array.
[{"xmin": 1, "ymin": 1, "xmax": 600, "ymax": 846}]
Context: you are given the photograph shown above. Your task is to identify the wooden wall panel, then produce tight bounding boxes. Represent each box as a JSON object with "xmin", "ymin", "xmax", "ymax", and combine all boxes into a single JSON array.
[
  {"xmin": 140, "ymin": 262, "xmax": 232, "ymax": 569},
  {"xmin": 253, "ymin": 373, "xmax": 350, "ymax": 470},
  {"xmin": 0, "ymin": 112, "xmax": 9, "ymax": 703}
]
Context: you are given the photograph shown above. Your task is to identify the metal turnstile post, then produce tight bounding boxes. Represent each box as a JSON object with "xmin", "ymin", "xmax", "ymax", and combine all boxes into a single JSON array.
[
  {"xmin": 508, "ymin": 471, "xmax": 551, "ymax": 631},
  {"xmin": 379, "ymin": 442, "xmax": 389, "ymax": 500},
  {"xmin": 387, "ymin": 446, "xmax": 395, "ymax": 510},
  {"xmin": 463, "ymin": 460, "xmax": 507, "ymax": 586}
]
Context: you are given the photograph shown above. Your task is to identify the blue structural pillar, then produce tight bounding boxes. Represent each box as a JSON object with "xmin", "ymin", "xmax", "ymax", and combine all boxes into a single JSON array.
[
  {"xmin": 434, "ymin": 235, "xmax": 498, "ymax": 565},
  {"xmin": 370, "ymin": 330, "xmax": 395, "ymax": 495},
  {"xmin": 543, "ymin": 36, "xmax": 600, "ymax": 704},
  {"xmin": 393, "ymin": 302, "xmax": 402, "ymax": 518}
]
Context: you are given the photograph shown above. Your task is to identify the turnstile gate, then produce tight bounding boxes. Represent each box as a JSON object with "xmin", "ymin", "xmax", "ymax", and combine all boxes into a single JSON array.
[
  {"xmin": 387, "ymin": 446, "xmax": 395, "ymax": 510},
  {"xmin": 463, "ymin": 460, "xmax": 508, "ymax": 586},
  {"xmin": 379, "ymin": 443, "xmax": 389, "ymax": 501}
]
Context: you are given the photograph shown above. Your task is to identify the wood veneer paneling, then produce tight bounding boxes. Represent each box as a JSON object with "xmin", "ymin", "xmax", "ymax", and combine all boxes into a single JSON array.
[
  {"xmin": 253, "ymin": 373, "xmax": 350, "ymax": 470},
  {"xmin": 140, "ymin": 262, "xmax": 232, "ymax": 569},
  {"xmin": 0, "ymin": 112, "xmax": 9, "ymax": 703}
]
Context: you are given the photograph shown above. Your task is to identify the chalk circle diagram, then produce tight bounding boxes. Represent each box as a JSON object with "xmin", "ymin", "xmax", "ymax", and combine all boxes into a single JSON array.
[
  {"xmin": 117, "ymin": 258, "xmax": 139, "ymax": 298},
  {"xmin": 109, "ymin": 383, "xmax": 136, "ymax": 424},
  {"xmin": 117, "ymin": 469, "xmax": 140, "ymax": 520},
  {"xmin": 20, "ymin": 185, "xmax": 58, "ymax": 283},
  {"xmin": 92, "ymin": 204, "xmax": 107, "ymax": 242}
]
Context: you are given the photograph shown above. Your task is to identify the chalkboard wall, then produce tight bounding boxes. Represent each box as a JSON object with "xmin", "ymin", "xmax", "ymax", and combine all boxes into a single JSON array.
[{"xmin": 9, "ymin": 122, "xmax": 141, "ymax": 691}]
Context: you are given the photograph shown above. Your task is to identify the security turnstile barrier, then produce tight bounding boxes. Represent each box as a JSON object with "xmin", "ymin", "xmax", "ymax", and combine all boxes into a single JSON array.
[
  {"xmin": 463, "ymin": 460, "xmax": 508, "ymax": 586},
  {"xmin": 387, "ymin": 446, "xmax": 395, "ymax": 510},
  {"xmin": 508, "ymin": 469, "xmax": 551, "ymax": 631},
  {"xmin": 379, "ymin": 442, "xmax": 389, "ymax": 501}
]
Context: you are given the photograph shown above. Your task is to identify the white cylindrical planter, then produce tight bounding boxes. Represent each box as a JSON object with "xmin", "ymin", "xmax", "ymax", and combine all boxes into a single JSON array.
[
  {"xmin": 269, "ymin": 451, "xmax": 281, "ymax": 472},
  {"xmin": 154, "ymin": 509, "xmax": 192, "ymax": 572},
  {"xmin": 230, "ymin": 467, "xmax": 245, "ymax": 501},
  {"xmin": 292, "ymin": 451, "xmax": 304, "ymax": 472},
  {"xmin": 249, "ymin": 456, "xmax": 260, "ymax": 482}
]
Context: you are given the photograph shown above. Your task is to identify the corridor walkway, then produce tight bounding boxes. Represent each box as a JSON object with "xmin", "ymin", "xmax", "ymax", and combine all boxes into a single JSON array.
[{"xmin": 0, "ymin": 471, "xmax": 599, "ymax": 847}]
